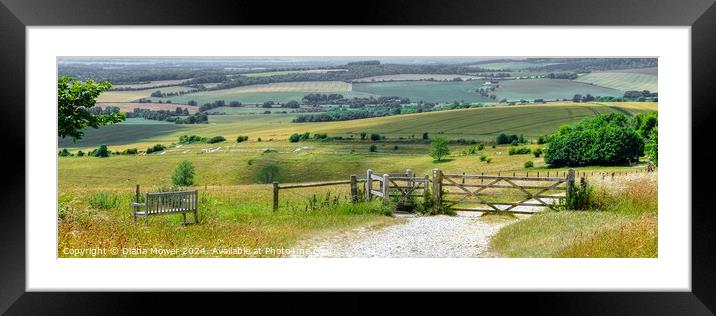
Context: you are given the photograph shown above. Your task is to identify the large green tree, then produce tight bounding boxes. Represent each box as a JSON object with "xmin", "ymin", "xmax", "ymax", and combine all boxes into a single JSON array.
[
  {"xmin": 429, "ymin": 136, "xmax": 450, "ymax": 161},
  {"xmin": 58, "ymin": 76, "xmax": 125, "ymax": 141},
  {"xmin": 544, "ymin": 113, "xmax": 644, "ymax": 167}
]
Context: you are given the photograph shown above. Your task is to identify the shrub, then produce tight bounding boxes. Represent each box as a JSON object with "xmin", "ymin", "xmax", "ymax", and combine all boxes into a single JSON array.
[
  {"xmin": 236, "ymin": 135, "xmax": 249, "ymax": 143},
  {"xmin": 313, "ymin": 133, "xmax": 328, "ymax": 140},
  {"xmin": 369, "ymin": 144, "xmax": 377, "ymax": 152},
  {"xmin": 485, "ymin": 157, "xmax": 492, "ymax": 163},
  {"xmin": 463, "ymin": 145, "xmax": 477, "ymax": 155},
  {"xmin": 146, "ymin": 144, "xmax": 166, "ymax": 154},
  {"xmin": 370, "ymin": 133, "xmax": 381, "ymax": 141},
  {"xmin": 172, "ymin": 160, "xmax": 195, "ymax": 186},
  {"xmin": 544, "ymin": 113, "xmax": 643, "ymax": 167},
  {"xmin": 422, "ymin": 132, "xmax": 429, "ymax": 140},
  {"xmin": 479, "ymin": 153, "xmax": 488, "ymax": 162},
  {"xmin": 58, "ymin": 148, "xmax": 70, "ymax": 157},
  {"xmin": 92, "ymin": 145, "xmax": 110, "ymax": 157},
  {"xmin": 393, "ymin": 145, "xmax": 399, "ymax": 150},
  {"xmin": 179, "ymin": 135, "xmax": 206, "ymax": 144},
  {"xmin": 524, "ymin": 161, "xmax": 534, "ymax": 168},
  {"xmin": 508, "ymin": 146, "xmax": 532, "ymax": 155},
  {"xmin": 123, "ymin": 148, "xmax": 138, "ymax": 155},
  {"xmin": 76, "ymin": 150, "xmax": 85, "ymax": 157},
  {"xmin": 257, "ymin": 137, "xmax": 261, "ymax": 142},
  {"xmin": 288, "ymin": 133, "xmax": 301, "ymax": 143},
  {"xmin": 477, "ymin": 143, "xmax": 485, "ymax": 150},
  {"xmin": 429, "ymin": 136, "xmax": 450, "ymax": 161},
  {"xmin": 533, "ymin": 148, "xmax": 543, "ymax": 158},
  {"xmin": 360, "ymin": 132, "xmax": 367, "ymax": 140},
  {"xmin": 255, "ymin": 163, "xmax": 279, "ymax": 184},
  {"xmin": 88, "ymin": 192, "xmax": 119, "ymax": 209},
  {"xmin": 565, "ymin": 179, "xmax": 594, "ymax": 210},
  {"xmin": 206, "ymin": 136, "xmax": 226, "ymax": 144}
]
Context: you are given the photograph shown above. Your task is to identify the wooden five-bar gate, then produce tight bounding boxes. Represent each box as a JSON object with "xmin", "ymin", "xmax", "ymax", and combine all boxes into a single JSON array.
[
  {"xmin": 271, "ymin": 168, "xmax": 577, "ymax": 214},
  {"xmin": 433, "ymin": 169, "xmax": 575, "ymax": 214}
]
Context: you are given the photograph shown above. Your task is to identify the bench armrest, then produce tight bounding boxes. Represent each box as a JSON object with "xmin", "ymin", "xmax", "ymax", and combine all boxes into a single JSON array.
[{"xmin": 131, "ymin": 202, "xmax": 146, "ymax": 207}]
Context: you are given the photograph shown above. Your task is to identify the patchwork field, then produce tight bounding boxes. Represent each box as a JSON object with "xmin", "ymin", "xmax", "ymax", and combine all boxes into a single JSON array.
[
  {"xmin": 154, "ymin": 81, "xmax": 374, "ymax": 104},
  {"xmin": 495, "ymin": 79, "xmax": 624, "ymax": 101},
  {"xmin": 470, "ymin": 62, "xmax": 561, "ymax": 70},
  {"xmin": 242, "ymin": 69, "xmax": 347, "ymax": 77},
  {"xmin": 574, "ymin": 72, "xmax": 658, "ymax": 92},
  {"xmin": 95, "ymin": 102, "xmax": 199, "ymax": 114},
  {"xmin": 353, "ymin": 80, "xmax": 492, "ymax": 103},
  {"xmin": 351, "ymin": 74, "xmax": 482, "ymax": 82},
  {"xmin": 111, "ymin": 79, "xmax": 191, "ymax": 90},
  {"xmin": 97, "ymin": 85, "xmax": 195, "ymax": 103}
]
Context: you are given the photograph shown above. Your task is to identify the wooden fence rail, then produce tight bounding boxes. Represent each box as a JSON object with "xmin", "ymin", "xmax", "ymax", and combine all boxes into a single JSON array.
[{"xmin": 272, "ymin": 177, "xmax": 366, "ymax": 211}]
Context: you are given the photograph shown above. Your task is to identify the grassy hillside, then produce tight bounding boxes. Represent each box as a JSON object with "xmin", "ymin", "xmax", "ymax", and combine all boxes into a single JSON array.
[
  {"xmin": 59, "ymin": 102, "xmax": 657, "ymax": 148},
  {"xmin": 494, "ymin": 78, "xmax": 624, "ymax": 100}
]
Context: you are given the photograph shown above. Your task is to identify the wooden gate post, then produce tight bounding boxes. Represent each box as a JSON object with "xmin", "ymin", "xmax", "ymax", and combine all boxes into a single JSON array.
[
  {"xmin": 406, "ymin": 169, "xmax": 413, "ymax": 190},
  {"xmin": 350, "ymin": 175, "xmax": 358, "ymax": 203},
  {"xmin": 423, "ymin": 175, "xmax": 430, "ymax": 205},
  {"xmin": 382, "ymin": 174, "xmax": 390, "ymax": 205},
  {"xmin": 566, "ymin": 169, "xmax": 576, "ymax": 202},
  {"xmin": 135, "ymin": 184, "xmax": 140, "ymax": 203},
  {"xmin": 272, "ymin": 182, "xmax": 279, "ymax": 212},
  {"xmin": 432, "ymin": 168, "xmax": 442, "ymax": 212},
  {"xmin": 366, "ymin": 169, "xmax": 373, "ymax": 201}
]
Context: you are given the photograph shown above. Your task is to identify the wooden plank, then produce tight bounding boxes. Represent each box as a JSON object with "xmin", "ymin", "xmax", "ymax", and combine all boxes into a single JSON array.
[
  {"xmin": 279, "ymin": 180, "xmax": 353, "ymax": 189},
  {"xmin": 443, "ymin": 192, "xmax": 564, "ymax": 199},
  {"xmin": 442, "ymin": 183, "xmax": 566, "ymax": 190},
  {"xmin": 444, "ymin": 200, "xmax": 549, "ymax": 207},
  {"xmin": 443, "ymin": 174, "xmax": 567, "ymax": 182},
  {"xmin": 451, "ymin": 207, "xmax": 541, "ymax": 214},
  {"xmin": 370, "ymin": 190, "xmax": 384, "ymax": 198}
]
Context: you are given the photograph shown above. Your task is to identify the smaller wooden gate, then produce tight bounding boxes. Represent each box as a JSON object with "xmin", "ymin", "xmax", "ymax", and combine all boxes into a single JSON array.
[
  {"xmin": 365, "ymin": 169, "xmax": 430, "ymax": 205},
  {"xmin": 434, "ymin": 169, "xmax": 575, "ymax": 214}
]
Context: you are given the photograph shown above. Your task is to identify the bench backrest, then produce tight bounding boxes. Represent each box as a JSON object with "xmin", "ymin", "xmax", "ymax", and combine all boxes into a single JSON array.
[{"xmin": 145, "ymin": 190, "xmax": 198, "ymax": 215}]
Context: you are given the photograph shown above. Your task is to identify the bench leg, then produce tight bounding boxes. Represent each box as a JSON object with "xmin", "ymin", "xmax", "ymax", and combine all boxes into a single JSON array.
[{"xmin": 182, "ymin": 213, "xmax": 187, "ymax": 225}]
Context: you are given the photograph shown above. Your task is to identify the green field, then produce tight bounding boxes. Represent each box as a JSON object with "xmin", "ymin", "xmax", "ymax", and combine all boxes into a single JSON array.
[
  {"xmin": 242, "ymin": 69, "xmax": 347, "ymax": 77},
  {"xmin": 353, "ymin": 80, "xmax": 492, "ymax": 103},
  {"xmin": 351, "ymin": 74, "xmax": 481, "ymax": 82},
  {"xmin": 58, "ymin": 102, "xmax": 656, "ymax": 187},
  {"xmin": 495, "ymin": 79, "xmax": 624, "ymax": 100},
  {"xmin": 98, "ymin": 85, "xmax": 195, "ymax": 103},
  {"xmin": 154, "ymin": 81, "xmax": 374, "ymax": 104},
  {"xmin": 574, "ymin": 72, "xmax": 658, "ymax": 92},
  {"xmin": 471, "ymin": 62, "xmax": 561, "ymax": 70}
]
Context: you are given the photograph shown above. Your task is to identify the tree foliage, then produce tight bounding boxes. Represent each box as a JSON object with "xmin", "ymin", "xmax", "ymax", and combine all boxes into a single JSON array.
[
  {"xmin": 429, "ymin": 136, "xmax": 450, "ymax": 161},
  {"xmin": 172, "ymin": 160, "xmax": 195, "ymax": 186},
  {"xmin": 58, "ymin": 76, "xmax": 125, "ymax": 141},
  {"xmin": 544, "ymin": 113, "xmax": 644, "ymax": 167}
]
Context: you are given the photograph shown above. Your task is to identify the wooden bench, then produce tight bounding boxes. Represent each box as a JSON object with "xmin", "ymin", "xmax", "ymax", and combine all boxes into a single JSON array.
[{"xmin": 131, "ymin": 190, "xmax": 199, "ymax": 225}]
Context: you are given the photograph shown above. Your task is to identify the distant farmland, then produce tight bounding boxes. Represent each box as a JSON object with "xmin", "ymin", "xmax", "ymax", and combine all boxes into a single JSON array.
[
  {"xmin": 353, "ymin": 80, "xmax": 492, "ymax": 103},
  {"xmin": 154, "ymin": 81, "xmax": 374, "ymax": 104},
  {"xmin": 242, "ymin": 69, "xmax": 348, "ymax": 77},
  {"xmin": 95, "ymin": 102, "xmax": 199, "ymax": 113},
  {"xmin": 494, "ymin": 79, "xmax": 624, "ymax": 101},
  {"xmin": 111, "ymin": 79, "xmax": 191, "ymax": 90},
  {"xmin": 574, "ymin": 72, "xmax": 658, "ymax": 92},
  {"xmin": 97, "ymin": 85, "xmax": 195, "ymax": 103},
  {"xmin": 351, "ymin": 74, "xmax": 482, "ymax": 82},
  {"xmin": 63, "ymin": 102, "xmax": 657, "ymax": 149}
]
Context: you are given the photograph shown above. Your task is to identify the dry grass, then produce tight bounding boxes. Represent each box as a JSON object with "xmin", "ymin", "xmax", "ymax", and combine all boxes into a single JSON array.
[{"xmin": 490, "ymin": 173, "xmax": 658, "ymax": 258}]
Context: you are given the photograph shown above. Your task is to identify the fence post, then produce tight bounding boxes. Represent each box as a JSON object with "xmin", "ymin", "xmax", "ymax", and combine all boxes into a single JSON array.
[
  {"xmin": 566, "ymin": 169, "xmax": 576, "ymax": 203},
  {"xmin": 272, "ymin": 182, "xmax": 279, "ymax": 212},
  {"xmin": 382, "ymin": 174, "xmax": 390, "ymax": 205},
  {"xmin": 135, "ymin": 184, "xmax": 140, "ymax": 203},
  {"xmin": 406, "ymin": 169, "xmax": 413, "ymax": 190},
  {"xmin": 366, "ymin": 169, "xmax": 373, "ymax": 201},
  {"xmin": 350, "ymin": 175, "xmax": 358, "ymax": 203},
  {"xmin": 423, "ymin": 175, "xmax": 430, "ymax": 205},
  {"xmin": 432, "ymin": 169, "xmax": 442, "ymax": 212}
]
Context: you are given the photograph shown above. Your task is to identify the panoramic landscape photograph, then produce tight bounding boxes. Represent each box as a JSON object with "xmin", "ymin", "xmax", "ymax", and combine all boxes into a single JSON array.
[{"xmin": 57, "ymin": 56, "xmax": 658, "ymax": 258}]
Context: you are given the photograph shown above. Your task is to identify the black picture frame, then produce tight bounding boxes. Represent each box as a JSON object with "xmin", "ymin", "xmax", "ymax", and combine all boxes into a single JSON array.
[{"xmin": 1, "ymin": 0, "xmax": 714, "ymax": 314}]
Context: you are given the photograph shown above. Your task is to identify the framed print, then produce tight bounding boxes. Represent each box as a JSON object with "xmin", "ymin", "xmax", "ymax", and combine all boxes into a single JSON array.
[{"xmin": 2, "ymin": 0, "xmax": 715, "ymax": 314}]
